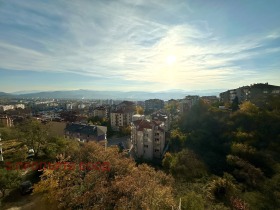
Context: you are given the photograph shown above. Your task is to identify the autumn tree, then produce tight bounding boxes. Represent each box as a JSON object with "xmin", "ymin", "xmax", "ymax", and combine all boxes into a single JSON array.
[{"xmin": 33, "ymin": 142, "xmax": 176, "ymax": 209}]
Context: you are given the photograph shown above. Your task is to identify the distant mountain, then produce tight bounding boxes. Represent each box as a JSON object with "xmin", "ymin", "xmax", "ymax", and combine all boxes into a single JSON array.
[
  {"xmin": 11, "ymin": 90, "xmax": 42, "ymax": 94},
  {"xmin": 12, "ymin": 89, "xmax": 224, "ymax": 100},
  {"xmin": 0, "ymin": 92, "xmax": 12, "ymax": 97}
]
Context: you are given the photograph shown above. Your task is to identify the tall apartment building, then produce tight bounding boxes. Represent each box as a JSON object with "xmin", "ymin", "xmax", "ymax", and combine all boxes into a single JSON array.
[
  {"xmin": 131, "ymin": 119, "xmax": 166, "ymax": 159},
  {"xmin": 111, "ymin": 109, "xmax": 135, "ymax": 131},
  {"xmin": 144, "ymin": 99, "xmax": 164, "ymax": 112},
  {"xmin": 110, "ymin": 101, "xmax": 136, "ymax": 131},
  {"xmin": 93, "ymin": 106, "xmax": 109, "ymax": 119}
]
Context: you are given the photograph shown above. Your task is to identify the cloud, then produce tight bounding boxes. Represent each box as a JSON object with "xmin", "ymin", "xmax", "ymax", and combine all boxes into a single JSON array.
[{"xmin": 0, "ymin": 0, "xmax": 279, "ymax": 91}]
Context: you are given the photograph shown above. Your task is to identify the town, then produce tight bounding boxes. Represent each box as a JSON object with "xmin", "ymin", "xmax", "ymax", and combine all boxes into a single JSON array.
[{"xmin": 1, "ymin": 82, "xmax": 279, "ymax": 163}]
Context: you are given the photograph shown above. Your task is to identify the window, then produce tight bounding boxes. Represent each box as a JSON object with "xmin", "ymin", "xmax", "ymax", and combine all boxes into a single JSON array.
[{"xmin": 144, "ymin": 145, "xmax": 148, "ymax": 148}]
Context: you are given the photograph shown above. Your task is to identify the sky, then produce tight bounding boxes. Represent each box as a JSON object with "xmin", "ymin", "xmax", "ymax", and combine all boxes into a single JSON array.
[{"xmin": 0, "ymin": 0, "xmax": 280, "ymax": 93}]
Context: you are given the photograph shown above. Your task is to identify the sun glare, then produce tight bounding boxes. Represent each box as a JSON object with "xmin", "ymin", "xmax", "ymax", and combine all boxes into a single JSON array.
[{"xmin": 166, "ymin": 55, "xmax": 176, "ymax": 65}]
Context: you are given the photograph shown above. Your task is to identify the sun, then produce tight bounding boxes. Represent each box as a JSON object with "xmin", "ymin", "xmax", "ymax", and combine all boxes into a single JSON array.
[{"xmin": 166, "ymin": 55, "xmax": 176, "ymax": 65}]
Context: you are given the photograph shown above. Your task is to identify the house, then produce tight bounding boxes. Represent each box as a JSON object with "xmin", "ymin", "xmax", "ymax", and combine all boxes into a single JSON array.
[
  {"xmin": 131, "ymin": 119, "xmax": 166, "ymax": 160},
  {"xmin": 65, "ymin": 123, "xmax": 107, "ymax": 142}
]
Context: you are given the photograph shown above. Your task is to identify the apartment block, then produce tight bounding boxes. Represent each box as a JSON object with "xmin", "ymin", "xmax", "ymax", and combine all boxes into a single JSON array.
[
  {"xmin": 179, "ymin": 95, "xmax": 199, "ymax": 115},
  {"xmin": 220, "ymin": 83, "xmax": 280, "ymax": 106},
  {"xmin": 131, "ymin": 119, "xmax": 166, "ymax": 160},
  {"xmin": 144, "ymin": 99, "xmax": 164, "ymax": 112}
]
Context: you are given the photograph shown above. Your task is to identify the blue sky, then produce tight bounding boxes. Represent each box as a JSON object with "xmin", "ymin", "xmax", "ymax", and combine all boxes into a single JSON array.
[{"xmin": 0, "ymin": 0, "xmax": 280, "ymax": 93}]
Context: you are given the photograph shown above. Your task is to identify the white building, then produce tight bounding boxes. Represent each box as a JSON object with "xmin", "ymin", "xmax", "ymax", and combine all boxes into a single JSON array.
[
  {"xmin": 0, "ymin": 105, "xmax": 14, "ymax": 111},
  {"xmin": 131, "ymin": 119, "xmax": 166, "ymax": 160},
  {"xmin": 15, "ymin": 104, "xmax": 25, "ymax": 109}
]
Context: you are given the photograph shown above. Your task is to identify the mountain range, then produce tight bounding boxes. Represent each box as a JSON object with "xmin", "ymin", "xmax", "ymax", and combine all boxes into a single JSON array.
[{"xmin": 0, "ymin": 89, "xmax": 224, "ymax": 100}]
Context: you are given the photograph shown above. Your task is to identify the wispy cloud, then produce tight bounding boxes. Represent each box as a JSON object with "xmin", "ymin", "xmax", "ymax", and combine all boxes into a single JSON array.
[{"xmin": 0, "ymin": 0, "xmax": 279, "ymax": 91}]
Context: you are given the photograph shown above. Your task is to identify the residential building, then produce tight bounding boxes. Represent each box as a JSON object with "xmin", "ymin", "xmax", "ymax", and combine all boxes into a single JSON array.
[
  {"xmin": 131, "ymin": 119, "xmax": 166, "ymax": 160},
  {"xmin": 220, "ymin": 83, "xmax": 280, "ymax": 106},
  {"xmin": 0, "ymin": 115, "xmax": 13, "ymax": 127},
  {"xmin": 201, "ymin": 96, "xmax": 219, "ymax": 104},
  {"xmin": 116, "ymin": 101, "xmax": 135, "ymax": 109},
  {"xmin": 179, "ymin": 95, "xmax": 199, "ymax": 115},
  {"xmin": 110, "ymin": 101, "xmax": 136, "ymax": 131},
  {"xmin": 144, "ymin": 99, "xmax": 164, "ymax": 112},
  {"xmin": 0, "ymin": 105, "xmax": 14, "ymax": 111},
  {"xmin": 93, "ymin": 106, "xmax": 109, "ymax": 119},
  {"xmin": 110, "ymin": 109, "xmax": 135, "ymax": 131},
  {"xmin": 150, "ymin": 111, "xmax": 170, "ymax": 131},
  {"xmin": 15, "ymin": 104, "xmax": 25, "ymax": 109},
  {"xmin": 132, "ymin": 114, "xmax": 145, "ymax": 122},
  {"xmin": 65, "ymin": 123, "xmax": 107, "ymax": 142}
]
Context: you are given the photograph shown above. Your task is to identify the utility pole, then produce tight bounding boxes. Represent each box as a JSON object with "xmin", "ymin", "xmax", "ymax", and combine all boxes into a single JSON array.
[
  {"xmin": 0, "ymin": 133, "xmax": 3, "ymax": 161},
  {"xmin": 105, "ymin": 132, "xmax": 107, "ymax": 151}
]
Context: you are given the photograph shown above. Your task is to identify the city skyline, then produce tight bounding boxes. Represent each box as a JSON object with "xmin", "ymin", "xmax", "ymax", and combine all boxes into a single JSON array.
[{"xmin": 1, "ymin": 0, "xmax": 280, "ymax": 92}]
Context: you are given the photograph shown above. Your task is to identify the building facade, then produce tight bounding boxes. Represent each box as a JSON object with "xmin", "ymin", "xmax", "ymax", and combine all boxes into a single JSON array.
[
  {"xmin": 0, "ymin": 116, "xmax": 13, "ymax": 127},
  {"xmin": 131, "ymin": 119, "xmax": 166, "ymax": 160},
  {"xmin": 65, "ymin": 123, "xmax": 107, "ymax": 142},
  {"xmin": 144, "ymin": 99, "xmax": 164, "ymax": 112},
  {"xmin": 110, "ymin": 101, "xmax": 136, "ymax": 131},
  {"xmin": 93, "ymin": 106, "xmax": 109, "ymax": 119},
  {"xmin": 179, "ymin": 95, "xmax": 199, "ymax": 115},
  {"xmin": 220, "ymin": 83, "xmax": 280, "ymax": 106}
]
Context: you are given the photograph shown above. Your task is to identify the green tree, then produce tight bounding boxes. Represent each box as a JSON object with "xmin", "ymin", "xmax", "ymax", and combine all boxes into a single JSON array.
[
  {"xmin": 231, "ymin": 96, "xmax": 239, "ymax": 111},
  {"xmin": 239, "ymin": 101, "xmax": 259, "ymax": 114},
  {"xmin": 17, "ymin": 119, "xmax": 48, "ymax": 157},
  {"xmin": 181, "ymin": 191, "xmax": 205, "ymax": 210},
  {"xmin": 170, "ymin": 149, "xmax": 207, "ymax": 181},
  {"xmin": 0, "ymin": 169, "xmax": 21, "ymax": 198}
]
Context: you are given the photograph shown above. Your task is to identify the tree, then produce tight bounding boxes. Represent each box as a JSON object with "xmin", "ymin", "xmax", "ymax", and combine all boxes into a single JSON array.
[
  {"xmin": 33, "ymin": 142, "xmax": 176, "ymax": 209},
  {"xmin": 239, "ymin": 101, "xmax": 259, "ymax": 114},
  {"xmin": 170, "ymin": 149, "xmax": 208, "ymax": 181},
  {"xmin": 162, "ymin": 152, "xmax": 173, "ymax": 172},
  {"xmin": 17, "ymin": 119, "xmax": 48, "ymax": 157},
  {"xmin": 0, "ymin": 169, "xmax": 21, "ymax": 198},
  {"xmin": 231, "ymin": 96, "xmax": 239, "ymax": 111},
  {"xmin": 136, "ymin": 106, "xmax": 144, "ymax": 115},
  {"xmin": 181, "ymin": 191, "xmax": 205, "ymax": 210}
]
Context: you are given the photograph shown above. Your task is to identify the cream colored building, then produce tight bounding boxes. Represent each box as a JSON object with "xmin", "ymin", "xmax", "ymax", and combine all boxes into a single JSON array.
[
  {"xmin": 131, "ymin": 119, "xmax": 166, "ymax": 160},
  {"xmin": 110, "ymin": 109, "xmax": 135, "ymax": 131}
]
